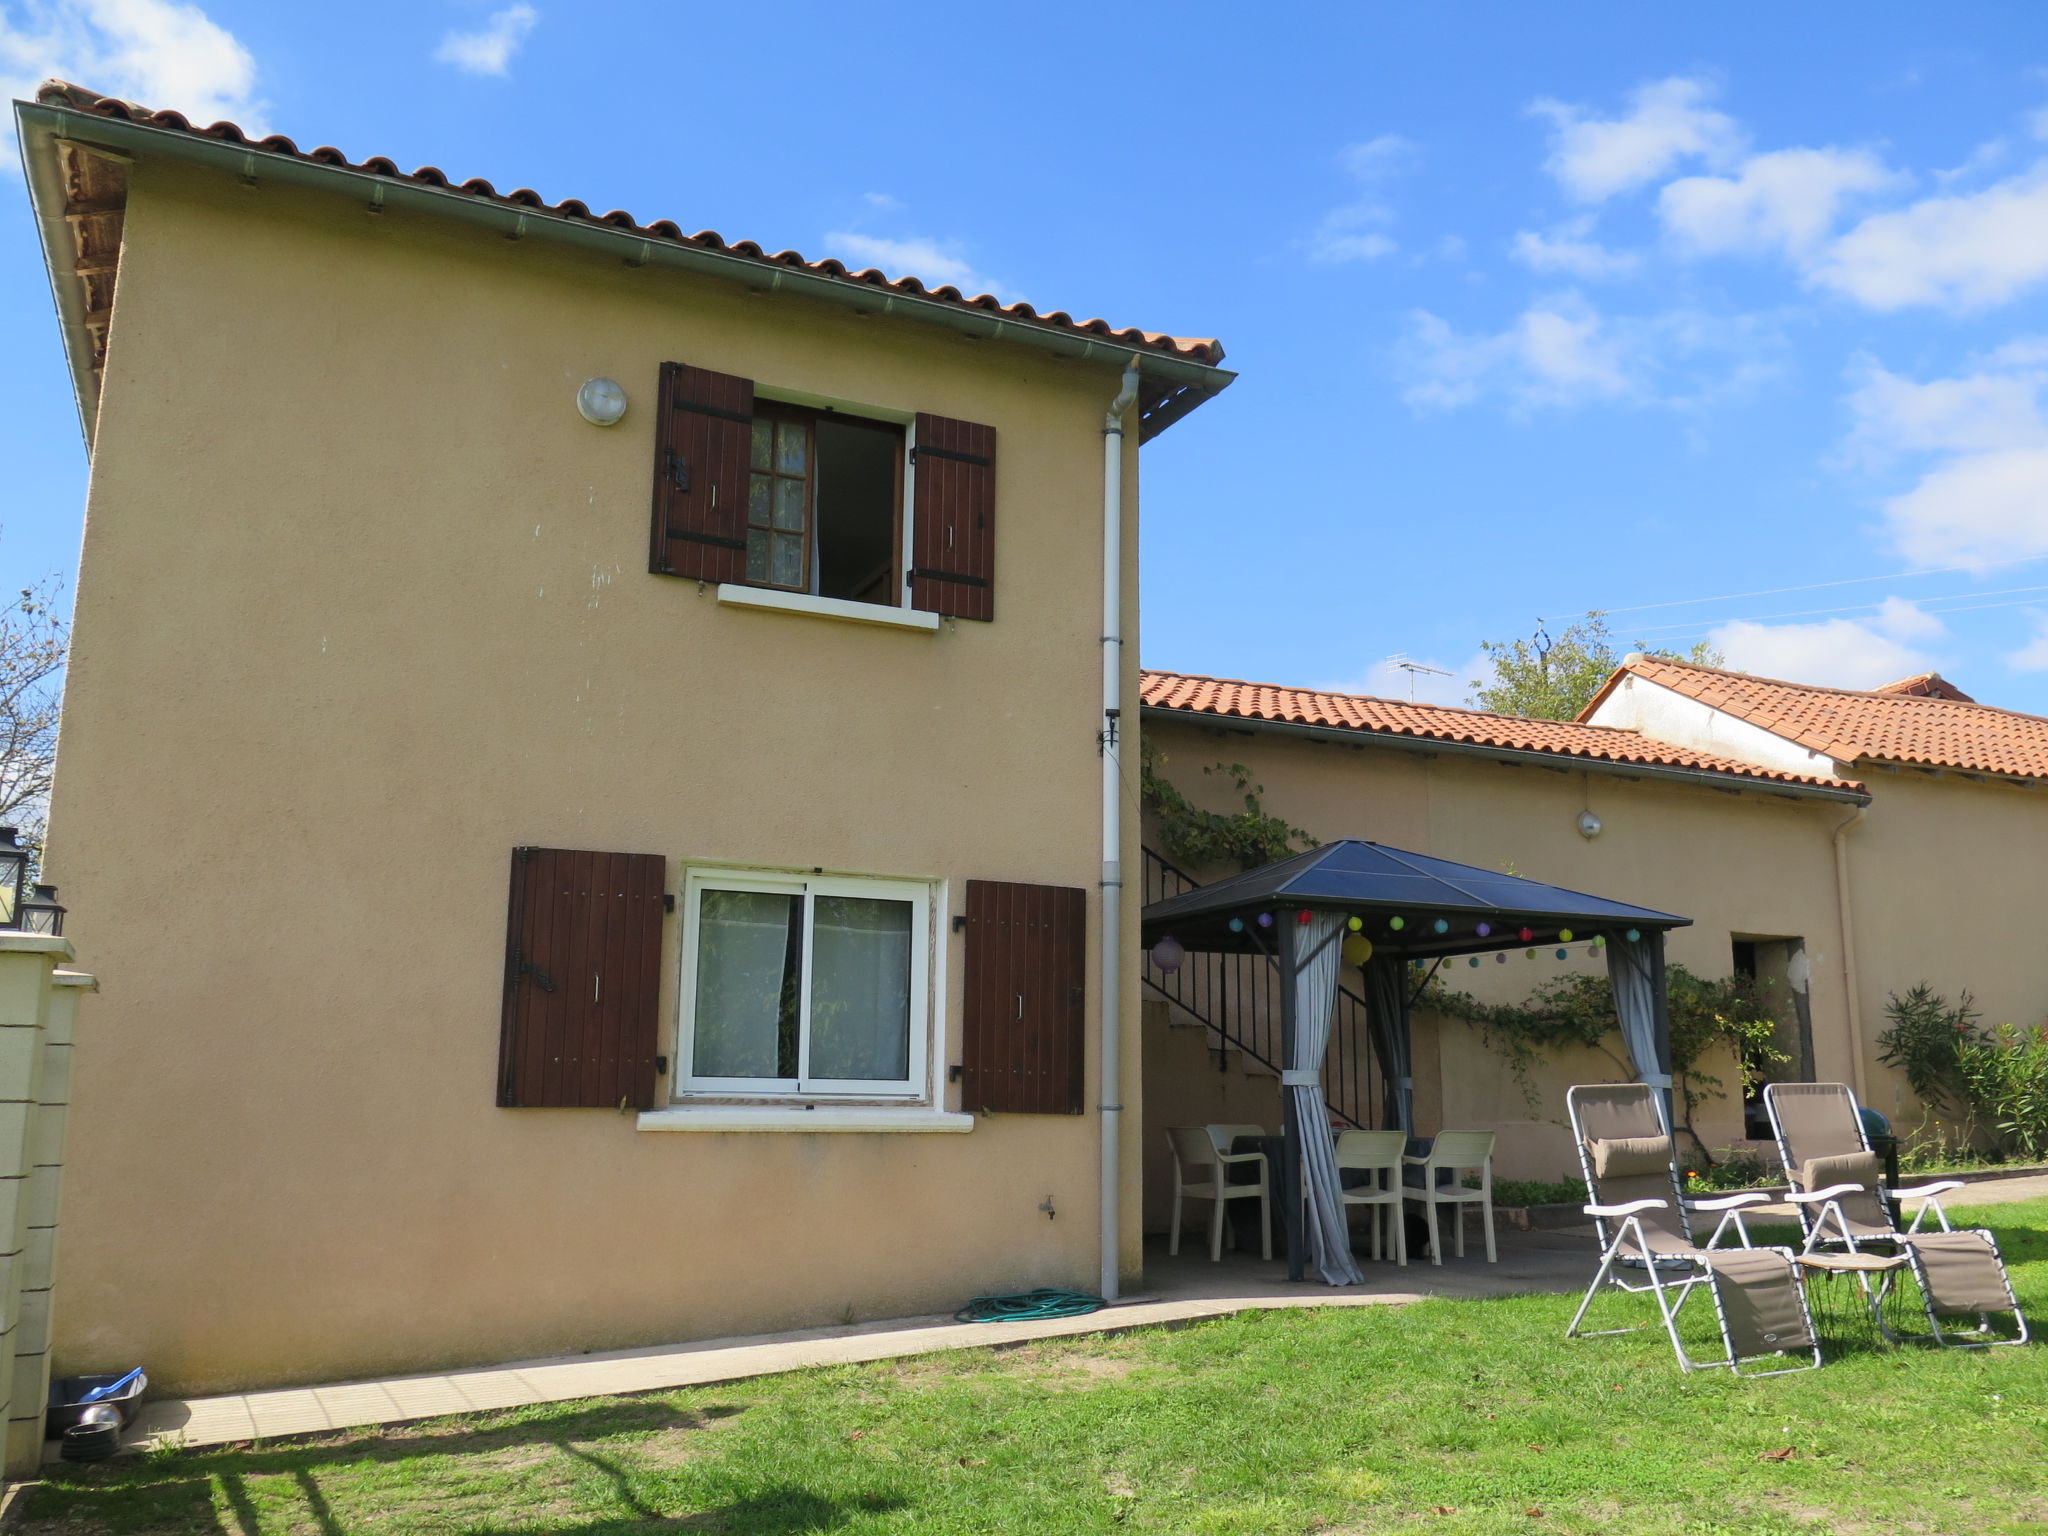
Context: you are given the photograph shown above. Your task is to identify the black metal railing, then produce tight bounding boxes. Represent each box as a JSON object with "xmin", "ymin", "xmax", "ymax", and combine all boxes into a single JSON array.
[{"xmin": 1141, "ymin": 847, "xmax": 1382, "ymax": 1130}]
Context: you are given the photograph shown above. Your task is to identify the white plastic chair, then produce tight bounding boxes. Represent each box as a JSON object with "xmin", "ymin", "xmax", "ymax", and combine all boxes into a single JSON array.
[
  {"xmin": 1402, "ymin": 1129, "xmax": 1497, "ymax": 1264},
  {"xmin": 1206, "ymin": 1122, "xmax": 1268, "ymax": 1157},
  {"xmin": 1333, "ymin": 1129, "xmax": 1407, "ymax": 1266},
  {"xmin": 1167, "ymin": 1125, "xmax": 1271, "ymax": 1262}
]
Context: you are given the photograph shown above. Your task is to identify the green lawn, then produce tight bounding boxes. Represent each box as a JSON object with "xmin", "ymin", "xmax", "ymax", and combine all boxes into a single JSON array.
[{"xmin": 26, "ymin": 1199, "xmax": 2048, "ymax": 1536}]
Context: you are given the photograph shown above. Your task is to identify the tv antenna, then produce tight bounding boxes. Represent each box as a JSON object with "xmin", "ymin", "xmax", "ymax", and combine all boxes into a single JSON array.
[{"xmin": 1387, "ymin": 655, "xmax": 1453, "ymax": 702}]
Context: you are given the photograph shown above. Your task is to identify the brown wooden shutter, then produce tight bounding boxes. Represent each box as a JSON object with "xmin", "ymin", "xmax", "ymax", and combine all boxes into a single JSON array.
[
  {"xmin": 649, "ymin": 362, "xmax": 754, "ymax": 582},
  {"xmin": 960, "ymin": 880, "xmax": 1086, "ymax": 1113},
  {"xmin": 498, "ymin": 847, "xmax": 667, "ymax": 1108},
  {"xmin": 908, "ymin": 414, "xmax": 996, "ymax": 621}
]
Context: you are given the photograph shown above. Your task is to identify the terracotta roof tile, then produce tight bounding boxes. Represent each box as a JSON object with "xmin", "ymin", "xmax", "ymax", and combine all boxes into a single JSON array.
[
  {"xmin": 29, "ymin": 80, "xmax": 1223, "ymax": 368},
  {"xmin": 1139, "ymin": 670, "xmax": 1864, "ymax": 794},
  {"xmin": 1874, "ymin": 671, "xmax": 1976, "ymax": 702},
  {"xmin": 1604, "ymin": 657, "xmax": 2048, "ymax": 779}
]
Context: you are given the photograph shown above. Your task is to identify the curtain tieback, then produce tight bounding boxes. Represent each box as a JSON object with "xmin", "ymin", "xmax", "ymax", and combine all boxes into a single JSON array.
[{"xmin": 1280, "ymin": 1070, "xmax": 1321, "ymax": 1087}]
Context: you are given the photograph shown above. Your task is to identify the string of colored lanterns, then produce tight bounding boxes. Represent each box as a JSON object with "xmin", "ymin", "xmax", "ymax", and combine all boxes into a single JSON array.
[{"xmin": 1147, "ymin": 915, "xmax": 1643, "ymax": 973}]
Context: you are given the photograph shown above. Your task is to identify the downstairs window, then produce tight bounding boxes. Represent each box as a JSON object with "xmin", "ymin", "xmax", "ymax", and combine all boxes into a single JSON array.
[{"xmin": 678, "ymin": 869, "xmax": 931, "ymax": 1098}]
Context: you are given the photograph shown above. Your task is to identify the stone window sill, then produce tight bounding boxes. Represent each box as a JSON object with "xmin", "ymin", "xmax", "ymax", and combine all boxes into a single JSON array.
[
  {"xmin": 636, "ymin": 1107, "xmax": 973, "ymax": 1133},
  {"xmin": 713, "ymin": 585, "xmax": 939, "ymax": 632}
]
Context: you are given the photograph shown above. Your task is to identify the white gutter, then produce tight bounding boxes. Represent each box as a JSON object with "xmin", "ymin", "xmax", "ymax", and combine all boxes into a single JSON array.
[
  {"xmin": 1831, "ymin": 804, "xmax": 1871, "ymax": 1104},
  {"xmin": 1098, "ymin": 359, "xmax": 1140, "ymax": 1302}
]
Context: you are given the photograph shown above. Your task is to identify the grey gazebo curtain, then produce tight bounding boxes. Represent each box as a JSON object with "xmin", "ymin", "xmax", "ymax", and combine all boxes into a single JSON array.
[
  {"xmin": 1606, "ymin": 931, "xmax": 1673, "ymax": 1103},
  {"xmin": 1287, "ymin": 912, "xmax": 1365, "ymax": 1287},
  {"xmin": 1364, "ymin": 952, "xmax": 1414, "ymax": 1133}
]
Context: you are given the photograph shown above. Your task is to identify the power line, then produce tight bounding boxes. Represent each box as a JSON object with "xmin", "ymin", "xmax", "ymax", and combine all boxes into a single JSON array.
[
  {"xmin": 1537, "ymin": 552, "xmax": 2048, "ymax": 625},
  {"xmin": 1637, "ymin": 592, "xmax": 2048, "ymax": 649},
  {"xmin": 1624, "ymin": 583, "xmax": 2048, "ymax": 638}
]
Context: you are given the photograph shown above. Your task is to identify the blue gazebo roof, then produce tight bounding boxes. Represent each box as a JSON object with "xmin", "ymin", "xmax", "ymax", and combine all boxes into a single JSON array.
[{"xmin": 1140, "ymin": 839, "xmax": 1689, "ymax": 958}]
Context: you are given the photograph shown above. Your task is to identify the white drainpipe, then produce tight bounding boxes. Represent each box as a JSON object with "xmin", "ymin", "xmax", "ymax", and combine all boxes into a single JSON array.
[{"xmin": 1099, "ymin": 359, "xmax": 1141, "ymax": 1301}]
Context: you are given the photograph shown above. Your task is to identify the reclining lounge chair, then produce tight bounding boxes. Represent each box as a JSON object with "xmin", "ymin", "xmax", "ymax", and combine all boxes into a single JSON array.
[
  {"xmin": 1566, "ymin": 1083, "xmax": 1821, "ymax": 1376},
  {"xmin": 1764, "ymin": 1081, "xmax": 2027, "ymax": 1349}
]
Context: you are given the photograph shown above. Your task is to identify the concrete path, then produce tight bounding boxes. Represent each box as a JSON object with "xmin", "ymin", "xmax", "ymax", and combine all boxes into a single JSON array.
[{"xmin": 119, "ymin": 1227, "xmax": 1596, "ymax": 1454}]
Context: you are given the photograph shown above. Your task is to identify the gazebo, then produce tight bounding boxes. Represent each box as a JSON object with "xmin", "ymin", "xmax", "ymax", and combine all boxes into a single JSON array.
[{"xmin": 1139, "ymin": 839, "xmax": 1690, "ymax": 1285}]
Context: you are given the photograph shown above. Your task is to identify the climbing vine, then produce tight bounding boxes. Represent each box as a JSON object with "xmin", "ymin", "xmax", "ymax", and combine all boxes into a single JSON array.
[
  {"xmin": 1420, "ymin": 964, "xmax": 1784, "ymax": 1157},
  {"xmin": 1139, "ymin": 743, "xmax": 1316, "ymax": 871}
]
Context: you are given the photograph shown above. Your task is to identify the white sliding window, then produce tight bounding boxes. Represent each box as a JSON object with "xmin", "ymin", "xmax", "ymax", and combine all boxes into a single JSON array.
[{"xmin": 679, "ymin": 870, "xmax": 930, "ymax": 1098}]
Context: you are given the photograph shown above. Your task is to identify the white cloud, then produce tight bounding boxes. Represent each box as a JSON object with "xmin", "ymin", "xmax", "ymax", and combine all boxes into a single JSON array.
[
  {"xmin": 1399, "ymin": 293, "xmax": 1784, "ymax": 413},
  {"xmin": 433, "ymin": 3, "xmax": 537, "ymax": 77},
  {"xmin": 1401, "ymin": 295, "xmax": 1630, "ymax": 410},
  {"xmin": 1710, "ymin": 600, "xmax": 1945, "ymax": 690},
  {"xmin": 1840, "ymin": 347, "xmax": 2048, "ymax": 567},
  {"xmin": 1882, "ymin": 446, "xmax": 2048, "ymax": 568},
  {"xmin": 823, "ymin": 231, "xmax": 1000, "ymax": 298},
  {"xmin": 1530, "ymin": 76, "xmax": 1744, "ymax": 203},
  {"xmin": 1510, "ymin": 216, "xmax": 1639, "ymax": 278},
  {"xmin": 0, "ymin": 0, "xmax": 261, "ymax": 146},
  {"xmin": 1811, "ymin": 166, "xmax": 2048, "ymax": 310},
  {"xmin": 2008, "ymin": 611, "xmax": 2048, "ymax": 671},
  {"xmin": 1842, "ymin": 354, "xmax": 2048, "ymax": 462},
  {"xmin": 1660, "ymin": 146, "xmax": 1900, "ymax": 259},
  {"xmin": 1309, "ymin": 133, "xmax": 1418, "ymax": 263},
  {"xmin": 861, "ymin": 192, "xmax": 903, "ymax": 211}
]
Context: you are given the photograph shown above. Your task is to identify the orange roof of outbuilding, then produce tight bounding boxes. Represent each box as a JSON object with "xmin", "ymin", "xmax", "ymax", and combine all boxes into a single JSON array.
[
  {"xmin": 24, "ymin": 80, "xmax": 1226, "ymax": 366},
  {"xmin": 1139, "ymin": 670, "xmax": 1865, "ymax": 795},
  {"xmin": 1585, "ymin": 657, "xmax": 2048, "ymax": 780}
]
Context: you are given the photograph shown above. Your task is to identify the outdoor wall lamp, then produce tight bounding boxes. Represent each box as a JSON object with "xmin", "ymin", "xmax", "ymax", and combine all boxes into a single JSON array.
[
  {"xmin": 0, "ymin": 828, "xmax": 23, "ymax": 927},
  {"xmin": 1577, "ymin": 810, "xmax": 1603, "ymax": 839},
  {"xmin": 19, "ymin": 885, "xmax": 63, "ymax": 937},
  {"xmin": 576, "ymin": 377, "xmax": 628, "ymax": 426}
]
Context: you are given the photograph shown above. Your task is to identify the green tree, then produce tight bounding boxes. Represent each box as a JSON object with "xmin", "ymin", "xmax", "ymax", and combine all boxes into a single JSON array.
[
  {"xmin": 1470, "ymin": 613, "xmax": 1723, "ymax": 721},
  {"xmin": 0, "ymin": 579, "xmax": 66, "ymax": 857}
]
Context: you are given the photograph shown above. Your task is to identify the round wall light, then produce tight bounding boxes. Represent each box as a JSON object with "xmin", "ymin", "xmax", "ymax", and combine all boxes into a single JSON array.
[
  {"xmin": 1576, "ymin": 810, "xmax": 1603, "ymax": 839},
  {"xmin": 576, "ymin": 377, "xmax": 628, "ymax": 426}
]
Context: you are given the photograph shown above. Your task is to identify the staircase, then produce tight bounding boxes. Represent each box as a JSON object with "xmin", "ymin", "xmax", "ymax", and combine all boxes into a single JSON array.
[{"xmin": 1141, "ymin": 847, "xmax": 1384, "ymax": 1130}]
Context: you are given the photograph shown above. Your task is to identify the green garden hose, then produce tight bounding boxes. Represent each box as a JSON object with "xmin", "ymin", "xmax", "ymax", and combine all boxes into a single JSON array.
[{"xmin": 952, "ymin": 1288, "xmax": 1106, "ymax": 1323}]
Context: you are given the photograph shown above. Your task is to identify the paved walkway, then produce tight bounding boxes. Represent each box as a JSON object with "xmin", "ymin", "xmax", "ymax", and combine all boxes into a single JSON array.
[{"xmin": 120, "ymin": 1226, "xmax": 1595, "ymax": 1453}]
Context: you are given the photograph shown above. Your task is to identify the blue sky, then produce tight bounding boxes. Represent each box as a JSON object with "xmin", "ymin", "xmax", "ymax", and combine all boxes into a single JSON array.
[{"xmin": 8, "ymin": 3, "xmax": 2048, "ymax": 711}]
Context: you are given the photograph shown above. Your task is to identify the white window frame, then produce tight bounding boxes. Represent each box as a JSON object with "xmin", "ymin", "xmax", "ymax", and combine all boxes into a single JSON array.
[{"xmin": 675, "ymin": 867, "xmax": 933, "ymax": 1101}]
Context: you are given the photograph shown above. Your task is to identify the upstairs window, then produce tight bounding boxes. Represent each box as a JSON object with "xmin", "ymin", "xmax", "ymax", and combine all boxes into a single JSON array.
[
  {"xmin": 650, "ymin": 362, "xmax": 997, "ymax": 620},
  {"xmin": 745, "ymin": 406, "xmax": 903, "ymax": 605}
]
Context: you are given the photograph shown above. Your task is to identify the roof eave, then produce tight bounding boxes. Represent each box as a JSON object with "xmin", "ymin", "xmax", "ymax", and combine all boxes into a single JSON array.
[
  {"xmin": 16, "ymin": 96, "xmax": 1238, "ymax": 450},
  {"xmin": 15, "ymin": 103, "xmax": 100, "ymax": 445},
  {"xmin": 1140, "ymin": 703, "xmax": 1871, "ymax": 804},
  {"xmin": 1574, "ymin": 663, "xmax": 1633, "ymax": 723}
]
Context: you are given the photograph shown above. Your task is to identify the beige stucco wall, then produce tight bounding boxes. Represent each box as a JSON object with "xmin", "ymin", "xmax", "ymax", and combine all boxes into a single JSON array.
[
  {"xmin": 1840, "ymin": 770, "xmax": 2048, "ymax": 1140},
  {"xmin": 1139, "ymin": 718, "xmax": 1857, "ymax": 1194},
  {"xmin": 46, "ymin": 156, "xmax": 1151, "ymax": 1393}
]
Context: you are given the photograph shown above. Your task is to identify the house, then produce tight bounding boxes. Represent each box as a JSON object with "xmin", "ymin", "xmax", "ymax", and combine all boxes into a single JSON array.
[
  {"xmin": 1135, "ymin": 659, "xmax": 2048, "ymax": 1210},
  {"xmin": 1584, "ymin": 655, "xmax": 2048, "ymax": 1124},
  {"xmin": 17, "ymin": 81, "xmax": 1232, "ymax": 1394}
]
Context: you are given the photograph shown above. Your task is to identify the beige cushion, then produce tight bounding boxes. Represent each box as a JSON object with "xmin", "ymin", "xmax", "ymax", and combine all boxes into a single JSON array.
[
  {"xmin": 1800, "ymin": 1150, "xmax": 1881, "ymax": 1193},
  {"xmin": 1590, "ymin": 1135, "xmax": 1671, "ymax": 1179}
]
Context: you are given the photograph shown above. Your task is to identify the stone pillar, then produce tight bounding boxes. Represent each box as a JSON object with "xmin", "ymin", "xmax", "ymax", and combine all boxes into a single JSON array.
[
  {"xmin": 7, "ymin": 966, "xmax": 91, "ymax": 1475},
  {"xmin": 0, "ymin": 936, "xmax": 77, "ymax": 1479}
]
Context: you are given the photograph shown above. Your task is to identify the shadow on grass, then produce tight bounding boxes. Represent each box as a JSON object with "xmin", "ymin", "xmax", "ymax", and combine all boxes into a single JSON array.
[{"xmin": 21, "ymin": 1395, "xmax": 916, "ymax": 1535}]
